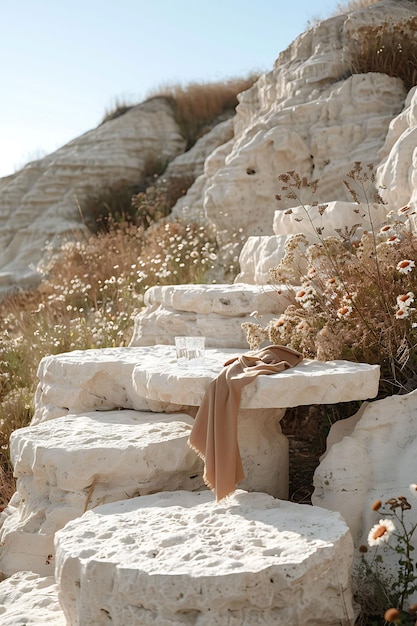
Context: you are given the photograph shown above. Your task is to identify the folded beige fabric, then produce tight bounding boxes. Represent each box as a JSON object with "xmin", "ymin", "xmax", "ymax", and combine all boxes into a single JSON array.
[{"xmin": 188, "ymin": 344, "xmax": 303, "ymax": 501}]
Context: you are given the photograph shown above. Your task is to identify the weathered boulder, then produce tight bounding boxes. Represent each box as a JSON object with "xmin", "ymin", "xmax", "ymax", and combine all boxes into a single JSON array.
[
  {"xmin": 312, "ymin": 390, "xmax": 417, "ymax": 603},
  {"xmin": 0, "ymin": 410, "xmax": 204, "ymax": 576},
  {"xmin": 55, "ymin": 490, "xmax": 355, "ymax": 626},
  {"xmin": 0, "ymin": 571, "xmax": 65, "ymax": 625},
  {"xmin": 235, "ymin": 236, "xmax": 290, "ymax": 284},
  {"xmin": 129, "ymin": 283, "xmax": 291, "ymax": 347},
  {"xmin": 377, "ymin": 85, "xmax": 417, "ymax": 213}
]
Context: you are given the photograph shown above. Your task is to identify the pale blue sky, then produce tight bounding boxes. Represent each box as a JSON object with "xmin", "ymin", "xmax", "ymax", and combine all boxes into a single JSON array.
[{"xmin": 0, "ymin": 0, "xmax": 344, "ymax": 178}]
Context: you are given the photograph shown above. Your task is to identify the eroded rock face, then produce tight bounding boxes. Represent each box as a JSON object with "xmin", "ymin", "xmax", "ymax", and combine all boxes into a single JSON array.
[
  {"xmin": 173, "ymin": 0, "xmax": 412, "ymax": 242},
  {"xmin": 377, "ymin": 85, "xmax": 417, "ymax": 213},
  {"xmin": 312, "ymin": 391, "xmax": 417, "ymax": 602},
  {"xmin": 129, "ymin": 283, "xmax": 291, "ymax": 347},
  {"xmin": 0, "ymin": 97, "xmax": 185, "ymax": 297},
  {"xmin": 55, "ymin": 490, "xmax": 355, "ymax": 626},
  {"xmin": 0, "ymin": 571, "xmax": 65, "ymax": 625}
]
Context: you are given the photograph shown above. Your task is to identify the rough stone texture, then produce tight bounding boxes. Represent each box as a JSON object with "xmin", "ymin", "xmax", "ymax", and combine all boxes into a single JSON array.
[
  {"xmin": 131, "ymin": 306, "xmax": 263, "ymax": 349},
  {"xmin": 129, "ymin": 283, "xmax": 292, "ymax": 347},
  {"xmin": 236, "ymin": 235, "xmax": 295, "ymax": 284},
  {"xmin": 167, "ymin": 117, "xmax": 234, "ymax": 218},
  {"xmin": 0, "ymin": 97, "xmax": 185, "ymax": 297},
  {"xmin": 130, "ymin": 345, "xmax": 380, "ymax": 409},
  {"xmin": 0, "ymin": 571, "xmax": 65, "ymax": 625},
  {"xmin": 273, "ymin": 200, "xmax": 386, "ymax": 240},
  {"xmin": 33, "ymin": 347, "xmax": 158, "ymax": 423},
  {"xmin": 33, "ymin": 345, "xmax": 380, "ymax": 424},
  {"xmin": 142, "ymin": 282, "xmax": 286, "ymax": 316},
  {"xmin": 313, "ymin": 390, "xmax": 417, "ymax": 541},
  {"xmin": 55, "ymin": 490, "xmax": 355, "ymax": 626},
  {"xmin": 0, "ymin": 410, "xmax": 203, "ymax": 577},
  {"xmin": 377, "ymin": 85, "xmax": 417, "ymax": 213},
  {"xmin": 202, "ymin": 72, "xmax": 404, "ymax": 240},
  {"xmin": 173, "ymin": 0, "xmax": 412, "ymax": 242},
  {"xmin": 312, "ymin": 390, "xmax": 417, "ymax": 603}
]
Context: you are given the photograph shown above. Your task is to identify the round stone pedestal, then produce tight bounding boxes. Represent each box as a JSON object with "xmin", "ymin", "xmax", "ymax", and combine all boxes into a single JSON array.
[{"xmin": 55, "ymin": 490, "xmax": 354, "ymax": 625}]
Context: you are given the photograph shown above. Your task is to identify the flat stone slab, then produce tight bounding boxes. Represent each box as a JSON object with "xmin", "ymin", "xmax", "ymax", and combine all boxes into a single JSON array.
[
  {"xmin": 0, "ymin": 571, "xmax": 65, "ymax": 625},
  {"xmin": 0, "ymin": 410, "xmax": 203, "ymax": 576},
  {"xmin": 131, "ymin": 345, "xmax": 380, "ymax": 408},
  {"xmin": 142, "ymin": 283, "xmax": 290, "ymax": 316},
  {"xmin": 55, "ymin": 490, "xmax": 354, "ymax": 625},
  {"xmin": 130, "ymin": 283, "xmax": 292, "ymax": 349},
  {"xmin": 33, "ymin": 346, "xmax": 155, "ymax": 423},
  {"xmin": 33, "ymin": 345, "xmax": 380, "ymax": 423}
]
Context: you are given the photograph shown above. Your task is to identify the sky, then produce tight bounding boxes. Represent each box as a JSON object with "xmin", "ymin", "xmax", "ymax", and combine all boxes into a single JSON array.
[{"xmin": 0, "ymin": 0, "xmax": 344, "ymax": 179}]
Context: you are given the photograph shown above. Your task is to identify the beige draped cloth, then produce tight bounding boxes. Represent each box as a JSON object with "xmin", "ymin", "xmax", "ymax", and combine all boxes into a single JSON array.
[{"xmin": 188, "ymin": 344, "xmax": 303, "ymax": 501}]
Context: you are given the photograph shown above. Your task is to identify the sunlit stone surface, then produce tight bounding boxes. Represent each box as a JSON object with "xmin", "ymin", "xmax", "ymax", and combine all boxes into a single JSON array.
[
  {"xmin": 55, "ymin": 490, "xmax": 355, "ymax": 626},
  {"xmin": 0, "ymin": 410, "xmax": 203, "ymax": 576},
  {"xmin": 0, "ymin": 571, "xmax": 65, "ymax": 625}
]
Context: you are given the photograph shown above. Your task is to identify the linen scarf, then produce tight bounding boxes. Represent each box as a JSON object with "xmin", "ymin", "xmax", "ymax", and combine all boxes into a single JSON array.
[{"xmin": 188, "ymin": 344, "xmax": 303, "ymax": 501}]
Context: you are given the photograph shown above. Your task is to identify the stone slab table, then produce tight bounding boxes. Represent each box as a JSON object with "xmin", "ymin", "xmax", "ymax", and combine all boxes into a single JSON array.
[
  {"xmin": 33, "ymin": 345, "xmax": 380, "ymax": 499},
  {"xmin": 131, "ymin": 345, "xmax": 380, "ymax": 499},
  {"xmin": 54, "ymin": 490, "xmax": 355, "ymax": 626}
]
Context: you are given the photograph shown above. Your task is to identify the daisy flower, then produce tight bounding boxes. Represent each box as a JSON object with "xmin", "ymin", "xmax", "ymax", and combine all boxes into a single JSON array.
[
  {"xmin": 397, "ymin": 259, "xmax": 415, "ymax": 274},
  {"xmin": 368, "ymin": 519, "xmax": 396, "ymax": 546},
  {"xmin": 386, "ymin": 236, "xmax": 400, "ymax": 245},
  {"xmin": 409, "ymin": 484, "xmax": 417, "ymax": 498},
  {"xmin": 395, "ymin": 308, "xmax": 409, "ymax": 319},
  {"xmin": 295, "ymin": 287, "xmax": 315, "ymax": 306},
  {"xmin": 396, "ymin": 292, "xmax": 414, "ymax": 308},
  {"xmin": 337, "ymin": 305, "xmax": 353, "ymax": 318},
  {"xmin": 398, "ymin": 205, "xmax": 411, "ymax": 215}
]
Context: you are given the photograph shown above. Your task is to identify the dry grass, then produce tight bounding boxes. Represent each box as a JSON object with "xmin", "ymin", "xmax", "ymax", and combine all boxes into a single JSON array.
[
  {"xmin": 333, "ymin": 0, "xmax": 378, "ymax": 13},
  {"xmin": 0, "ymin": 202, "xmax": 222, "ymax": 503},
  {"xmin": 244, "ymin": 164, "xmax": 417, "ymax": 397},
  {"xmin": 99, "ymin": 74, "xmax": 259, "ymax": 150},
  {"xmin": 348, "ymin": 18, "xmax": 417, "ymax": 92},
  {"xmin": 148, "ymin": 74, "xmax": 258, "ymax": 148}
]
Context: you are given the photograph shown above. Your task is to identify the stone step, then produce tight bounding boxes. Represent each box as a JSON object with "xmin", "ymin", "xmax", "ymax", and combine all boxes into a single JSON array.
[
  {"xmin": 0, "ymin": 571, "xmax": 66, "ymax": 625},
  {"xmin": 33, "ymin": 346, "xmax": 380, "ymax": 425},
  {"xmin": 130, "ymin": 283, "xmax": 292, "ymax": 348},
  {"xmin": 0, "ymin": 410, "xmax": 204, "ymax": 577},
  {"xmin": 54, "ymin": 489, "xmax": 355, "ymax": 626}
]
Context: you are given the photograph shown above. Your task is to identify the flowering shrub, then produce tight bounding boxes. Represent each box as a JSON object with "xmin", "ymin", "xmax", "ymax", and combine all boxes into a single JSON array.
[
  {"xmin": 354, "ymin": 490, "xmax": 417, "ymax": 625},
  {"xmin": 0, "ymin": 216, "xmax": 220, "ymax": 507},
  {"xmin": 242, "ymin": 165, "xmax": 417, "ymax": 396}
]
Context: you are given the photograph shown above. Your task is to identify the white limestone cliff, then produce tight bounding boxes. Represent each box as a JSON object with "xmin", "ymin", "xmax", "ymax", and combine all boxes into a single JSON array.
[
  {"xmin": 0, "ymin": 1, "xmax": 415, "ymax": 297},
  {"xmin": 0, "ymin": 97, "xmax": 186, "ymax": 297},
  {"xmin": 174, "ymin": 0, "xmax": 414, "ymax": 244}
]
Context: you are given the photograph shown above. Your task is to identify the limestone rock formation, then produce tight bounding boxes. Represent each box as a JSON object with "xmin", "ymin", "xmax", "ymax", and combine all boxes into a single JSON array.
[
  {"xmin": 0, "ymin": 571, "xmax": 65, "ymax": 625},
  {"xmin": 377, "ymin": 85, "xmax": 417, "ymax": 212},
  {"xmin": 0, "ymin": 97, "xmax": 185, "ymax": 297},
  {"xmin": 174, "ymin": 0, "xmax": 413, "ymax": 243},
  {"xmin": 0, "ymin": 410, "xmax": 203, "ymax": 576},
  {"xmin": 312, "ymin": 390, "xmax": 417, "ymax": 603},
  {"xmin": 54, "ymin": 490, "xmax": 355, "ymax": 626},
  {"xmin": 0, "ymin": 1, "xmax": 415, "ymax": 296},
  {"xmin": 129, "ymin": 283, "xmax": 292, "ymax": 348}
]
